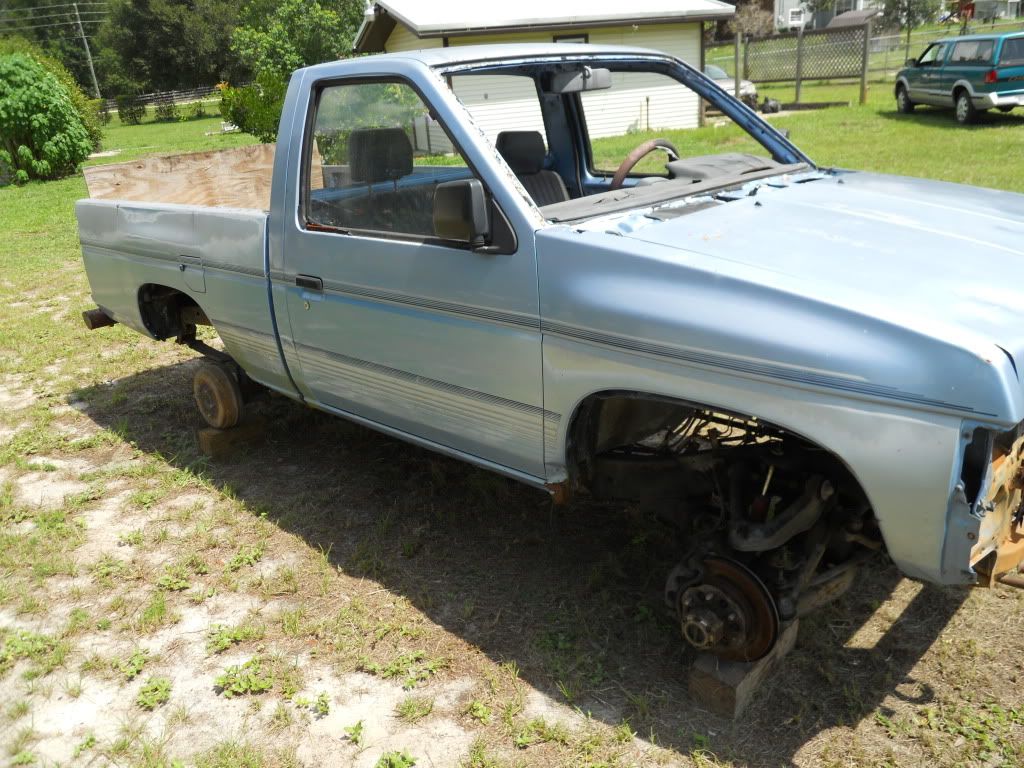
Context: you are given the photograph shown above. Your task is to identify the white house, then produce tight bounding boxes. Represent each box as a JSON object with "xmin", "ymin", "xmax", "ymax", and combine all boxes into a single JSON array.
[{"xmin": 354, "ymin": 0, "xmax": 736, "ymax": 139}]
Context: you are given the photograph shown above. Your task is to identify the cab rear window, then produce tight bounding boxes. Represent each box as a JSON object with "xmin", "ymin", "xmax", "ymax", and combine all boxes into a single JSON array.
[{"xmin": 1000, "ymin": 38, "xmax": 1024, "ymax": 66}]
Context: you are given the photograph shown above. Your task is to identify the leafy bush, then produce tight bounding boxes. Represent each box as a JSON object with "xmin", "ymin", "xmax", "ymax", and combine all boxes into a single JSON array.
[
  {"xmin": 0, "ymin": 37, "xmax": 101, "ymax": 152},
  {"xmin": 153, "ymin": 96, "xmax": 179, "ymax": 122},
  {"xmin": 0, "ymin": 53, "xmax": 94, "ymax": 184},
  {"xmin": 219, "ymin": 73, "xmax": 286, "ymax": 143},
  {"xmin": 187, "ymin": 100, "xmax": 208, "ymax": 119},
  {"xmin": 116, "ymin": 93, "xmax": 146, "ymax": 125}
]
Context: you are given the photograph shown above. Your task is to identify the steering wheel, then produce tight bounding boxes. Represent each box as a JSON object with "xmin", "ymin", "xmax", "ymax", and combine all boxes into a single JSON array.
[{"xmin": 610, "ymin": 138, "xmax": 681, "ymax": 190}]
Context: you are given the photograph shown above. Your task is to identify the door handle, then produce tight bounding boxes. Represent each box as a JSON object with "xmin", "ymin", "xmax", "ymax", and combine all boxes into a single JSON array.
[{"xmin": 295, "ymin": 274, "xmax": 323, "ymax": 291}]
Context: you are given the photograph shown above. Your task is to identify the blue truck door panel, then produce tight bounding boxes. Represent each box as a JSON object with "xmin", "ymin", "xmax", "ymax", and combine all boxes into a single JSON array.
[{"xmin": 269, "ymin": 70, "xmax": 545, "ymax": 478}]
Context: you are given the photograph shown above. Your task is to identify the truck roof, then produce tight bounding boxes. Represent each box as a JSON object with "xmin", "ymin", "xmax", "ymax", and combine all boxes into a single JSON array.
[
  {"xmin": 298, "ymin": 42, "xmax": 673, "ymax": 77},
  {"xmin": 929, "ymin": 30, "xmax": 1024, "ymax": 44}
]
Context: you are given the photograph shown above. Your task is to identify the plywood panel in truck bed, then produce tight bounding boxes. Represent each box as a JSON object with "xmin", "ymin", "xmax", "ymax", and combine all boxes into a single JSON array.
[{"xmin": 82, "ymin": 144, "xmax": 278, "ymax": 210}]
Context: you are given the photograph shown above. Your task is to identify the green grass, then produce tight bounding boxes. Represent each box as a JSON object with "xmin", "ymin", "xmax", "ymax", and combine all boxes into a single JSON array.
[
  {"xmin": 590, "ymin": 79, "xmax": 1024, "ymax": 192},
  {"xmin": 95, "ymin": 104, "xmax": 257, "ymax": 166}
]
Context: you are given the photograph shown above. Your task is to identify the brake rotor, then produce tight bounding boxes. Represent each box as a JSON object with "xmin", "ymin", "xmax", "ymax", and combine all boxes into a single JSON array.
[{"xmin": 677, "ymin": 556, "xmax": 779, "ymax": 662}]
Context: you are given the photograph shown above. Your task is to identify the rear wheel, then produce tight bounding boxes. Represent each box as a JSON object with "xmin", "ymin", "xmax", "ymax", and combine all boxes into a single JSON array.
[
  {"xmin": 998, "ymin": 105, "xmax": 1015, "ymax": 113},
  {"xmin": 955, "ymin": 90, "xmax": 977, "ymax": 124},
  {"xmin": 193, "ymin": 362, "xmax": 242, "ymax": 429},
  {"xmin": 896, "ymin": 85, "xmax": 915, "ymax": 114}
]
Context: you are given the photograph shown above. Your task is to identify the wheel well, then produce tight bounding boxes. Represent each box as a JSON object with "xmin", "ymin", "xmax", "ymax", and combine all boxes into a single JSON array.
[
  {"xmin": 953, "ymin": 85, "xmax": 969, "ymax": 101},
  {"xmin": 137, "ymin": 284, "xmax": 210, "ymax": 340},
  {"xmin": 564, "ymin": 390, "xmax": 870, "ymax": 509}
]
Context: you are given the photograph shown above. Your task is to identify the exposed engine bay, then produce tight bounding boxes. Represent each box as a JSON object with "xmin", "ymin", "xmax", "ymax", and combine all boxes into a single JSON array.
[{"xmin": 573, "ymin": 396, "xmax": 882, "ymax": 662}]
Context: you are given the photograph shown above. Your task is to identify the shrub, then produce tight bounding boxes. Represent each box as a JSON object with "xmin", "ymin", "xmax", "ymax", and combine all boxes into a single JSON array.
[
  {"xmin": 219, "ymin": 72, "xmax": 286, "ymax": 143},
  {"xmin": 116, "ymin": 93, "xmax": 146, "ymax": 125},
  {"xmin": 187, "ymin": 100, "xmax": 207, "ymax": 119},
  {"xmin": 153, "ymin": 96, "xmax": 179, "ymax": 122},
  {"xmin": 0, "ymin": 53, "xmax": 94, "ymax": 184},
  {"xmin": 0, "ymin": 37, "xmax": 101, "ymax": 152}
]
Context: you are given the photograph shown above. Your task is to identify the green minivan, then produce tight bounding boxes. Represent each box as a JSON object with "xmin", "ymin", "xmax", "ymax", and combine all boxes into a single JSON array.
[{"xmin": 895, "ymin": 32, "xmax": 1024, "ymax": 124}]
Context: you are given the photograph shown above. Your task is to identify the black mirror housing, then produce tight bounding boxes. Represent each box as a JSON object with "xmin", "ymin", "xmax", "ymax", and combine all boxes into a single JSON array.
[
  {"xmin": 905, "ymin": 58, "xmax": 917, "ymax": 66},
  {"xmin": 433, "ymin": 178, "xmax": 490, "ymax": 248}
]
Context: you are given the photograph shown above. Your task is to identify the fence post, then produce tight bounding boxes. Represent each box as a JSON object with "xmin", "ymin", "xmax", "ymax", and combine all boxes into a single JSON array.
[
  {"xmin": 860, "ymin": 20, "xmax": 871, "ymax": 105},
  {"xmin": 734, "ymin": 31, "xmax": 742, "ymax": 103},
  {"xmin": 795, "ymin": 26, "xmax": 805, "ymax": 103},
  {"xmin": 743, "ymin": 34, "xmax": 750, "ymax": 81}
]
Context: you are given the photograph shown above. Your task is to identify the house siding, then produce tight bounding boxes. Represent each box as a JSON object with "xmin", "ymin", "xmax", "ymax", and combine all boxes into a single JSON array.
[
  {"xmin": 385, "ymin": 24, "xmax": 443, "ymax": 52},
  {"xmin": 383, "ymin": 22, "xmax": 702, "ymax": 140}
]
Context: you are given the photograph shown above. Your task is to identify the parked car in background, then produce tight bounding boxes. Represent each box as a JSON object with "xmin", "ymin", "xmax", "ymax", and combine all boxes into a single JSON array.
[
  {"xmin": 895, "ymin": 31, "xmax": 1024, "ymax": 124},
  {"xmin": 704, "ymin": 64, "xmax": 759, "ymax": 108}
]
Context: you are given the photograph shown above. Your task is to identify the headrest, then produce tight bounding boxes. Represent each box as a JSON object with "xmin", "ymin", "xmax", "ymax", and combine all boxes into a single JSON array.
[
  {"xmin": 349, "ymin": 128, "xmax": 413, "ymax": 184},
  {"xmin": 496, "ymin": 131, "xmax": 546, "ymax": 176}
]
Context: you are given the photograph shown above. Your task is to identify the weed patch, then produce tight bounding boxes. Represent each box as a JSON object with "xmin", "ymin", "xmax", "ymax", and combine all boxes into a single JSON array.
[{"xmin": 136, "ymin": 676, "xmax": 172, "ymax": 710}]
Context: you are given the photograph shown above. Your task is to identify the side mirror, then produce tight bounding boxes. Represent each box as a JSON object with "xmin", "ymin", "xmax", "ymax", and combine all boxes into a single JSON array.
[
  {"xmin": 433, "ymin": 178, "xmax": 490, "ymax": 248},
  {"xmin": 905, "ymin": 58, "xmax": 917, "ymax": 66}
]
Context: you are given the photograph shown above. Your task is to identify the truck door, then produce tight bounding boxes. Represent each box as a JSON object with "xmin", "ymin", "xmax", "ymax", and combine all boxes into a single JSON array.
[
  {"xmin": 911, "ymin": 42, "xmax": 949, "ymax": 105},
  {"xmin": 276, "ymin": 77, "xmax": 545, "ymax": 478}
]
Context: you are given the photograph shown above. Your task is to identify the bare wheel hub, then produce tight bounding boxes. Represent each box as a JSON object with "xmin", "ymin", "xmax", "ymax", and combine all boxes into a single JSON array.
[{"xmin": 676, "ymin": 556, "xmax": 779, "ymax": 662}]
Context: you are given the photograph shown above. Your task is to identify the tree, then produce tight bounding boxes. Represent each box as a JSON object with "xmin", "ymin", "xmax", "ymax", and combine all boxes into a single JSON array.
[
  {"xmin": 0, "ymin": 0, "xmax": 103, "ymax": 95},
  {"xmin": 883, "ymin": 0, "xmax": 943, "ymax": 58},
  {"xmin": 222, "ymin": 0, "xmax": 363, "ymax": 141},
  {"xmin": 0, "ymin": 52, "xmax": 94, "ymax": 183},
  {"xmin": 727, "ymin": 3, "xmax": 775, "ymax": 38},
  {"xmin": 0, "ymin": 36, "xmax": 102, "ymax": 151},
  {"xmin": 95, "ymin": 0, "xmax": 245, "ymax": 95},
  {"xmin": 230, "ymin": 0, "xmax": 363, "ymax": 81}
]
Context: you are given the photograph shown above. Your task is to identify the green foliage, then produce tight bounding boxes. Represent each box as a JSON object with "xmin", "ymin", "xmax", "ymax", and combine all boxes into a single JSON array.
[
  {"xmin": 465, "ymin": 700, "xmax": 492, "ymax": 725},
  {"xmin": 214, "ymin": 657, "xmax": 274, "ymax": 697},
  {"xmin": 0, "ymin": 629, "xmax": 66, "ymax": 676},
  {"xmin": 115, "ymin": 648, "xmax": 149, "ymax": 680},
  {"xmin": 0, "ymin": 53, "xmax": 94, "ymax": 183},
  {"xmin": 395, "ymin": 695, "xmax": 433, "ymax": 723},
  {"xmin": 116, "ymin": 93, "xmax": 146, "ymax": 126},
  {"xmin": 206, "ymin": 621, "xmax": 265, "ymax": 653},
  {"xmin": 314, "ymin": 691, "xmax": 330, "ymax": 717},
  {"xmin": 373, "ymin": 751, "xmax": 417, "ymax": 768},
  {"xmin": 343, "ymin": 720, "xmax": 364, "ymax": 746},
  {"xmin": 231, "ymin": 0, "xmax": 359, "ymax": 81},
  {"xmin": 96, "ymin": 0, "xmax": 245, "ymax": 94},
  {"xmin": 359, "ymin": 650, "xmax": 447, "ymax": 689},
  {"xmin": 136, "ymin": 676, "xmax": 172, "ymax": 710},
  {"xmin": 883, "ymin": 0, "xmax": 944, "ymax": 33},
  {"xmin": 225, "ymin": 543, "xmax": 264, "ymax": 572},
  {"xmin": 219, "ymin": 73, "xmax": 286, "ymax": 143},
  {"xmin": 0, "ymin": 37, "xmax": 101, "ymax": 151},
  {"xmin": 154, "ymin": 98, "xmax": 180, "ymax": 123}
]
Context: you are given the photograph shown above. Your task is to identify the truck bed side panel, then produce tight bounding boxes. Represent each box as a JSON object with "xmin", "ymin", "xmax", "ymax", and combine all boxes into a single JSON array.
[{"xmin": 76, "ymin": 200, "xmax": 297, "ymax": 396}]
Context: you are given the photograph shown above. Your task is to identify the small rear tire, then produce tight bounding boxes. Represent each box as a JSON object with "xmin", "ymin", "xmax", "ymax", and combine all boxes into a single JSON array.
[
  {"xmin": 998, "ymin": 105, "xmax": 1015, "ymax": 113},
  {"xmin": 955, "ymin": 90, "xmax": 977, "ymax": 124},
  {"xmin": 193, "ymin": 362, "xmax": 242, "ymax": 429},
  {"xmin": 896, "ymin": 85, "xmax": 915, "ymax": 114}
]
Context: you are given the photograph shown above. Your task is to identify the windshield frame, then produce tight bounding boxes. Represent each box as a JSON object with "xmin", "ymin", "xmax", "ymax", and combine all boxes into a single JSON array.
[{"xmin": 436, "ymin": 52, "xmax": 812, "ymax": 222}]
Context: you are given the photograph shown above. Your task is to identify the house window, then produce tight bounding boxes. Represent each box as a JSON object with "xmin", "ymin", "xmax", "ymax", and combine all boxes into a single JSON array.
[{"xmin": 553, "ymin": 33, "xmax": 589, "ymax": 44}]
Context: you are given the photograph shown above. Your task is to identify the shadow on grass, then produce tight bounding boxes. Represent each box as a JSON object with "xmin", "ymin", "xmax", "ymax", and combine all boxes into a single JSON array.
[
  {"xmin": 878, "ymin": 103, "xmax": 1024, "ymax": 129},
  {"xmin": 76, "ymin": 358, "xmax": 967, "ymax": 765}
]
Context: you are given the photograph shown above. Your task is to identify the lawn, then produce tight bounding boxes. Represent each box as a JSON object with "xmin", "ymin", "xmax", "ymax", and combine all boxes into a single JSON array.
[
  {"xmin": 2, "ymin": 98, "xmax": 1024, "ymax": 768},
  {"xmin": 591, "ymin": 80, "xmax": 1024, "ymax": 191}
]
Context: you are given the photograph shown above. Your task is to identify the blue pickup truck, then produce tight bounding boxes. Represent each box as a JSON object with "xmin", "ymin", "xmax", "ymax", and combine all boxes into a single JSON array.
[
  {"xmin": 896, "ymin": 31, "xmax": 1024, "ymax": 123},
  {"xmin": 77, "ymin": 44, "xmax": 1024, "ymax": 663}
]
